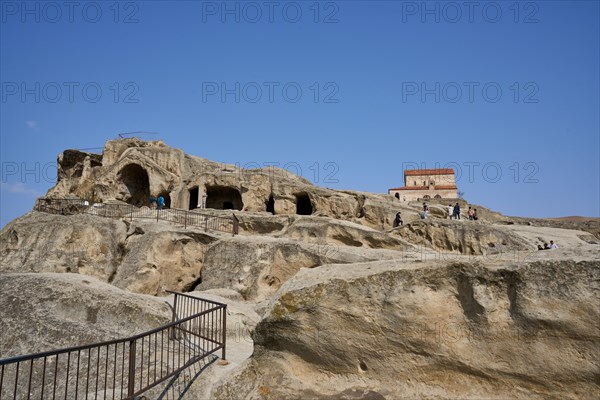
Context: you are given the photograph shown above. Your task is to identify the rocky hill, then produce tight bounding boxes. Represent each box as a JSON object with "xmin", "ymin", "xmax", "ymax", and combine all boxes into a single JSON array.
[{"xmin": 1, "ymin": 139, "xmax": 598, "ymax": 399}]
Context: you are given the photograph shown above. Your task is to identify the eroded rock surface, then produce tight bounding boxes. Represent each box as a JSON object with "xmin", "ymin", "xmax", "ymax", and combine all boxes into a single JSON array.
[
  {"xmin": 0, "ymin": 273, "xmax": 171, "ymax": 358},
  {"xmin": 0, "ymin": 212, "xmax": 127, "ymax": 280},
  {"xmin": 392, "ymin": 219, "xmax": 530, "ymax": 255},
  {"xmin": 2, "ymin": 138, "xmax": 599, "ymax": 399},
  {"xmin": 213, "ymin": 259, "xmax": 600, "ymax": 400}
]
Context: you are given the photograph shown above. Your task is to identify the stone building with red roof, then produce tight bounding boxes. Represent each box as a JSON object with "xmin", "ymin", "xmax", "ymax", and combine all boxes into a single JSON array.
[{"xmin": 388, "ymin": 169, "xmax": 458, "ymax": 201}]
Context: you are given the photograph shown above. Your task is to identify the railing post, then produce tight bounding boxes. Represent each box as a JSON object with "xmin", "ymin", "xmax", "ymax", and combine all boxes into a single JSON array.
[
  {"xmin": 184, "ymin": 211, "xmax": 187, "ymax": 229},
  {"xmin": 171, "ymin": 294, "xmax": 178, "ymax": 340},
  {"xmin": 127, "ymin": 339, "xmax": 136, "ymax": 399},
  {"xmin": 172, "ymin": 293, "xmax": 178, "ymax": 323},
  {"xmin": 157, "ymin": 209, "xmax": 160, "ymax": 222},
  {"xmin": 222, "ymin": 305, "xmax": 227, "ymax": 360},
  {"xmin": 204, "ymin": 217, "xmax": 208, "ymax": 232}
]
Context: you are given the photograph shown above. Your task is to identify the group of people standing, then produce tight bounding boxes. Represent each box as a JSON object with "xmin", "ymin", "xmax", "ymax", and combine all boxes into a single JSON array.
[
  {"xmin": 447, "ymin": 203, "xmax": 478, "ymax": 221},
  {"xmin": 392, "ymin": 201, "xmax": 481, "ymax": 228},
  {"xmin": 150, "ymin": 195, "xmax": 166, "ymax": 210}
]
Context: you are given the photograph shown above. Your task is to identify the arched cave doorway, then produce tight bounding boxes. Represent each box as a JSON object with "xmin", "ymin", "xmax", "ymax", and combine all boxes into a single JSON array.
[
  {"xmin": 395, "ymin": 193, "xmax": 400, "ymax": 199},
  {"xmin": 295, "ymin": 193, "xmax": 313, "ymax": 215},
  {"xmin": 423, "ymin": 195, "xmax": 431, "ymax": 200},
  {"xmin": 189, "ymin": 187, "xmax": 199, "ymax": 210},
  {"xmin": 158, "ymin": 191, "xmax": 171, "ymax": 208},
  {"xmin": 434, "ymin": 195, "xmax": 442, "ymax": 199},
  {"xmin": 266, "ymin": 194, "xmax": 275, "ymax": 214},
  {"xmin": 118, "ymin": 164, "xmax": 150, "ymax": 207},
  {"xmin": 205, "ymin": 186, "xmax": 243, "ymax": 210}
]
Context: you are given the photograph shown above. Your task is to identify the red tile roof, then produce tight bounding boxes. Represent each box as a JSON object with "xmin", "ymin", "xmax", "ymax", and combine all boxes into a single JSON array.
[{"xmin": 404, "ymin": 169, "xmax": 454, "ymax": 176}]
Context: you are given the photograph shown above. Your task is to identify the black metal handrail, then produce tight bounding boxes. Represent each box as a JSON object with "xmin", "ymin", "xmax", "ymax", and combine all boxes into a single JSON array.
[
  {"xmin": 33, "ymin": 198, "xmax": 237, "ymax": 236},
  {"xmin": 0, "ymin": 292, "xmax": 227, "ymax": 400}
]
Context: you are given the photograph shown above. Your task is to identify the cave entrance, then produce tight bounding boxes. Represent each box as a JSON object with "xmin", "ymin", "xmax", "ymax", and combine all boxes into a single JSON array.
[
  {"xmin": 295, "ymin": 193, "xmax": 313, "ymax": 215},
  {"xmin": 158, "ymin": 191, "xmax": 171, "ymax": 209},
  {"xmin": 266, "ymin": 194, "xmax": 275, "ymax": 214},
  {"xmin": 205, "ymin": 186, "xmax": 243, "ymax": 210},
  {"xmin": 118, "ymin": 164, "xmax": 150, "ymax": 207},
  {"xmin": 189, "ymin": 187, "xmax": 199, "ymax": 210}
]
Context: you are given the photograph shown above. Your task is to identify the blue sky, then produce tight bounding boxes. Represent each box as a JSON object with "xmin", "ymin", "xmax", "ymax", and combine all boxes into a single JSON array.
[{"xmin": 1, "ymin": 0, "xmax": 599, "ymax": 227}]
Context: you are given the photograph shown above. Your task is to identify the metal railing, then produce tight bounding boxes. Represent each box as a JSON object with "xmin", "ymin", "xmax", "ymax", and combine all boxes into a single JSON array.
[
  {"xmin": 0, "ymin": 292, "xmax": 227, "ymax": 400},
  {"xmin": 34, "ymin": 198, "xmax": 238, "ymax": 235}
]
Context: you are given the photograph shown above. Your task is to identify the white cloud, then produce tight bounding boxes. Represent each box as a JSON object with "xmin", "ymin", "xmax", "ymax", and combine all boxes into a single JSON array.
[
  {"xmin": 25, "ymin": 120, "xmax": 38, "ymax": 129},
  {"xmin": 0, "ymin": 182, "xmax": 40, "ymax": 197}
]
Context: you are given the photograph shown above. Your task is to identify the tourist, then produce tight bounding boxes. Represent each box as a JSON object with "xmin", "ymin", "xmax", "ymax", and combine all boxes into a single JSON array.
[
  {"xmin": 537, "ymin": 245, "xmax": 544, "ymax": 251},
  {"xmin": 150, "ymin": 195, "xmax": 156, "ymax": 209},
  {"xmin": 453, "ymin": 203, "xmax": 461, "ymax": 220},
  {"xmin": 422, "ymin": 207, "xmax": 429, "ymax": 219},
  {"xmin": 468, "ymin": 207, "xmax": 474, "ymax": 220},
  {"xmin": 157, "ymin": 195, "xmax": 165, "ymax": 210},
  {"xmin": 448, "ymin": 204, "xmax": 453, "ymax": 219},
  {"xmin": 549, "ymin": 240, "xmax": 558, "ymax": 249},
  {"xmin": 543, "ymin": 243, "xmax": 550, "ymax": 250},
  {"xmin": 473, "ymin": 209, "xmax": 478, "ymax": 221},
  {"xmin": 394, "ymin": 212, "xmax": 403, "ymax": 227}
]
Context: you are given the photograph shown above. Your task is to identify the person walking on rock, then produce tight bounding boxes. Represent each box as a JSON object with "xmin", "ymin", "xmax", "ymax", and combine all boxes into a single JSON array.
[{"xmin": 448, "ymin": 204, "xmax": 453, "ymax": 219}]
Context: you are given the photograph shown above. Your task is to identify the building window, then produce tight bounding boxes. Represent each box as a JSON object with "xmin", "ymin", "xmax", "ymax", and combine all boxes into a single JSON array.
[{"xmin": 414, "ymin": 181, "xmax": 416, "ymax": 186}]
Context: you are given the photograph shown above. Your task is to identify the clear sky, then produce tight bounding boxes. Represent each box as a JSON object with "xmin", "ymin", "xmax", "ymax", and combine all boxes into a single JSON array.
[{"xmin": 1, "ymin": 0, "xmax": 599, "ymax": 227}]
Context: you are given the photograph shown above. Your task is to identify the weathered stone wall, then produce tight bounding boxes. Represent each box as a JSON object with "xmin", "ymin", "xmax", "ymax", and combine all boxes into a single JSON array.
[{"xmin": 389, "ymin": 187, "xmax": 458, "ymax": 201}]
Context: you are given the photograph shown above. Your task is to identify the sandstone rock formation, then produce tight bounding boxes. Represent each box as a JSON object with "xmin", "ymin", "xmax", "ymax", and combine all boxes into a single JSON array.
[
  {"xmin": 2, "ymin": 138, "xmax": 599, "ymax": 399},
  {"xmin": 212, "ymin": 259, "xmax": 600, "ymax": 400},
  {"xmin": 0, "ymin": 273, "xmax": 171, "ymax": 358},
  {"xmin": 45, "ymin": 138, "xmax": 417, "ymax": 230},
  {"xmin": 391, "ymin": 219, "xmax": 530, "ymax": 255},
  {"xmin": 0, "ymin": 212, "xmax": 218, "ymax": 296}
]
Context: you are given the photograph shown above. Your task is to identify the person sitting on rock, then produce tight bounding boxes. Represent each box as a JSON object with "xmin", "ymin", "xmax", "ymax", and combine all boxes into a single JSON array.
[
  {"xmin": 543, "ymin": 243, "xmax": 550, "ymax": 250},
  {"xmin": 394, "ymin": 212, "xmax": 403, "ymax": 227},
  {"xmin": 549, "ymin": 240, "xmax": 558, "ymax": 249},
  {"xmin": 468, "ymin": 207, "xmax": 474, "ymax": 220},
  {"xmin": 537, "ymin": 244, "xmax": 544, "ymax": 251}
]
